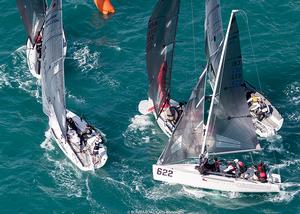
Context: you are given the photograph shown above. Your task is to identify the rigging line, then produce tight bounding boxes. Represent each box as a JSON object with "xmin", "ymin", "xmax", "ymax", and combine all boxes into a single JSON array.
[
  {"xmin": 190, "ymin": 0, "xmax": 197, "ymax": 75},
  {"xmin": 238, "ymin": 10, "xmax": 262, "ymax": 93}
]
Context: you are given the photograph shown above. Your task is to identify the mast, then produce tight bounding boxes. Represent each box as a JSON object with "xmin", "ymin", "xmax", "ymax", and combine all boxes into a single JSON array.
[{"xmin": 201, "ymin": 10, "xmax": 238, "ymax": 156}]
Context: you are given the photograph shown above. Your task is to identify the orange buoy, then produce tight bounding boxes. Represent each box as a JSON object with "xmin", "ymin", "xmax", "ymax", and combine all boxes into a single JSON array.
[{"xmin": 94, "ymin": 0, "xmax": 115, "ymax": 15}]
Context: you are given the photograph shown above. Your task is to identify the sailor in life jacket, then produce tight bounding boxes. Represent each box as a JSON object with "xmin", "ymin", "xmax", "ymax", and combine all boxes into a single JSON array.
[
  {"xmin": 223, "ymin": 159, "xmax": 246, "ymax": 176},
  {"xmin": 166, "ymin": 106, "xmax": 179, "ymax": 125},
  {"xmin": 255, "ymin": 161, "xmax": 268, "ymax": 182}
]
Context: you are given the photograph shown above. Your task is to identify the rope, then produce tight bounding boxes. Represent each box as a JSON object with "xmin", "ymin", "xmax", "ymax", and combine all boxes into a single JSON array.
[
  {"xmin": 238, "ymin": 10, "xmax": 262, "ymax": 93},
  {"xmin": 190, "ymin": 0, "xmax": 197, "ymax": 75}
]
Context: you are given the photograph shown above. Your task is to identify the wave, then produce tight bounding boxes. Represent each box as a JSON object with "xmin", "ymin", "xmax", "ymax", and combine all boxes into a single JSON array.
[
  {"xmin": 4, "ymin": 46, "xmax": 41, "ymax": 100},
  {"xmin": 123, "ymin": 114, "xmax": 156, "ymax": 147}
]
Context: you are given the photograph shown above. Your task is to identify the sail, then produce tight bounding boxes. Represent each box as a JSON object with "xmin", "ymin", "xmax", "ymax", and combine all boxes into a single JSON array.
[
  {"xmin": 146, "ymin": 0, "xmax": 180, "ymax": 117},
  {"xmin": 205, "ymin": 0, "xmax": 224, "ymax": 85},
  {"xmin": 16, "ymin": 0, "xmax": 47, "ymax": 45},
  {"xmin": 205, "ymin": 12, "xmax": 260, "ymax": 155},
  {"xmin": 158, "ymin": 69, "xmax": 207, "ymax": 164},
  {"xmin": 41, "ymin": 0, "xmax": 66, "ymax": 138}
]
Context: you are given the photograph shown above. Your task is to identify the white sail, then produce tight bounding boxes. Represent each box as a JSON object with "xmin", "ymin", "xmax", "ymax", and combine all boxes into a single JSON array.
[
  {"xmin": 205, "ymin": 0, "xmax": 224, "ymax": 85},
  {"xmin": 41, "ymin": 0, "xmax": 66, "ymax": 138},
  {"xmin": 158, "ymin": 69, "xmax": 207, "ymax": 164},
  {"xmin": 203, "ymin": 11, "xmax": 260, "ymax": 155}
]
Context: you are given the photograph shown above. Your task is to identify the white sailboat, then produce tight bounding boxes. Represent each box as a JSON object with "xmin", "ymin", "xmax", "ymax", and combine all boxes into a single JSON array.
[
  {"xmin": 17, "ymin": 0, "xmax": 67, "ymax": 79},
  {"xmin": 41, "ymin": 0, "xmax": 107, "ymax": 171},
  {"xmin": 138, "ymin": 0, "xmax": 183, "ymax": 137},
  {"xmin": 153, "ymin": 8, "xmax": 281, "ymax": 193},
  {"xmin": 205, "ymin": 0, "xmax": 283, "ymax": 138}
]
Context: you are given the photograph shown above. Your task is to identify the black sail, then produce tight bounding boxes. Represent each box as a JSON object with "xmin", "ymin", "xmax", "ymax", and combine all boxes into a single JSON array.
[
  {"xmin": 205, "ymin": 13, "xmax": 260, "ymax": 155},
  {"xmin": 205, "ymin": 0, "xmax": 224, "ymax": 86},
  {"xmin": 16, "ymin": 0, "xmax": 46, "ymax": 45},
  {"xmin": 146, "ymin": 0, "xmax": 180, "ymax": 117}
]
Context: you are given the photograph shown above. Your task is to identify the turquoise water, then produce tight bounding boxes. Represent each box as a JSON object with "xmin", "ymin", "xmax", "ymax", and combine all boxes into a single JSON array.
[{"xmin": 0, "ymin": 0, "xmax": 300, "ymax": 213}]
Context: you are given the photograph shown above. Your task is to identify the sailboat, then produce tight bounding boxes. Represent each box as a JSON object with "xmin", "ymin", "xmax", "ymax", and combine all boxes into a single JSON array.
[
  {"xmin": 152, "ymin": 0, "xmax": 281, "ymax": 193},
  {"xmin": 17, "ymin": 0, "xmax": 67, "ymax": 79},
  {"xmin": 205, "ymin": 0, "xmax": 283, "ymax": 138},
  {"xmin": 138, "ymin": 0, "xmax": 184, "ymax": 137},
  {"xmin": 41, "ymin": 0, "xmax": 107, "ymax": 171}
]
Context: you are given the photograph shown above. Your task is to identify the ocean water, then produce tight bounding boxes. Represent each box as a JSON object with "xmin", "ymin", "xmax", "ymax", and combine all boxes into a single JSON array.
[{"xmin": 0, "ymin": 0, "xmax": 299, "ymax": 213}]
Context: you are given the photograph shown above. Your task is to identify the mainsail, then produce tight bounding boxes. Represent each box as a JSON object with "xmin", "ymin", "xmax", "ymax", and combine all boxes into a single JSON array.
[
  {"xmin": 41, "ymin": 0, "xmax": 66, "ymax": 138},
  {"xmin": 204, "ymin": 12, "xmax": 260, "ymax": 155},
  {"xmin": 158, "ymin": 69, "xmax": 207, "ymax": 164},
  {"xmin": 146, "ymin": 0, "xmax": 180, "ymax": 117},
  {"xmin": 16, "ymin": 0, "xmax": 47, "ymax": 45},
  {"xmin": 205, "ymin": 0, "xmax": 224, "ymax": 85}
]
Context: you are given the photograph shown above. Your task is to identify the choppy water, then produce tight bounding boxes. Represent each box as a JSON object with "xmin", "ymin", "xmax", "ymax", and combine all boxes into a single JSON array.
[{"xmin": 0, "ymin": 0, "xmax": 299, "ymax": 213}]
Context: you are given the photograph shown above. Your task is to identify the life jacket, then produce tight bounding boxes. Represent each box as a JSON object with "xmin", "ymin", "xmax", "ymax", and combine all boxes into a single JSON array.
[{"xmin": 252, "ymin": 95, "xmax": 258, "ymax": 103}]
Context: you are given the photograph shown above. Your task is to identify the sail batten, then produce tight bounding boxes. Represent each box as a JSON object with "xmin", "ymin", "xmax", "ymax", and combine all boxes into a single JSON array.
[
  {"xmin": 41, "ymin": 0, "xmax": 66, "ymax": 138},
  {"xmin": 146, "ymin": 0, "xmax": 180, "ymax": 117},
  {"xmin": 17, "ymin": 0, "xmax": 47, "ymax": 45}
]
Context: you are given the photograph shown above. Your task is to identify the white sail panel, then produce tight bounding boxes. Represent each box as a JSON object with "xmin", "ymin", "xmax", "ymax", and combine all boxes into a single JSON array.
[
  {"xmin": 159, "ymin": 69, "xmax": 207, "ymax": 164},
  {"xmin": 205, "ymin": 0, "xmax": 224, "ymax": 85},
  {"xmin": 146, "ymin": 0, "xmax": 180, "ymax": 117},
  {"xmin": 205, "ymin": 12, "xmax": 260, "ymax": 155},
  {"xmin": 41, "ymin": 0, "xmax": 66, "ymax": 138},
  {"xmin": 17, "ymin": 0, "xmax": 47, "ymax": 45}
]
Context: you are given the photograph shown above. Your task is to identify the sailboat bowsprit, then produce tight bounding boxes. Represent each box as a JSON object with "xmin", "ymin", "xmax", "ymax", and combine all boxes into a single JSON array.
[
  {"xmin": 138, "ymin": 0, "xmax": 184, "ymax": 137},
  {"xmin": 16, "ymin": 0, "xmax": 67, "ymax": 79},
  {"xmin": 153, "ymin": 4, "xmax": 282, "ymax": 193},
  {"xmin": 41, "ymin": 0, "xmax": 107, "ymax": 171}
]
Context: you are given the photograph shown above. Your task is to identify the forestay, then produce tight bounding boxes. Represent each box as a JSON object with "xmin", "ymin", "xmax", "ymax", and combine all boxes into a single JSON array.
[
  {"xmin": 205, "ymin": 13, "xmax": 260, "ymax": 155},
  {"xmin": 158, "ymin": 69, "xmax": 207, "ymax": 164},
  {"xmin": 205, "ymin": 0, "xmax": 224, "ymax": 85},
  {"xmin": 41, "ymin": 0, "xmax": 66, "ymax": 138},
  {"xmin": 16, "ymin": 0, "xmax": 47, "ymax": 45},
  {"xmin": 146, "ymin": 0, "xmax": 180, "ymax": 117}
]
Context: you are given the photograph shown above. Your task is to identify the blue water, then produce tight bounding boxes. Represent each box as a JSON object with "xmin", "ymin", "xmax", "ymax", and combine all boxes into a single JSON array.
[{"xmin": 0, "ymin": 0, "xmax": 299, "ymax": 213}]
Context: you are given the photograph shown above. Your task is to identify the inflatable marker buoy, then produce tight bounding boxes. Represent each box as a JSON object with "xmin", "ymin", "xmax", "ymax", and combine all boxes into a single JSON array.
[{"xmin": 94, "ymin": 0, "xmax": 115, "ymax": 15}]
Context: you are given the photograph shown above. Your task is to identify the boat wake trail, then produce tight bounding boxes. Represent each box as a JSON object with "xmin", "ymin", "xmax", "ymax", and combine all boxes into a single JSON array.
[
  {"xmin": 3, "ymin": 46, "xmax": 41, "ymax": 100},
  {"xmin": 123, "ymin": 114, "xmax": 155, "ymax": 147},
  {"xmin": 40, "ymin": 129, "xmax": 55, "ymax": 151}
]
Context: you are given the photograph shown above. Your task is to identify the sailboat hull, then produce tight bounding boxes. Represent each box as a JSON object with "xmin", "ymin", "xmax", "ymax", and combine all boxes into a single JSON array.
[
  {"xmin": 50, "ymin": 110, "xmax": 108, "ymax": 171},
  {"xmin": 249, "ymin": 91, "xmax": 284, "ymax": 138},
  {"xmin": 138, "ymin": 99, "xmax": 180, "ymax": 137},
  {"xmin": 153, "ymin": 164, "xmax": 281, "ymax": 193},
  {"xmin": 26, "ymin": 31, "xmax": 67, "ymax": 79}
]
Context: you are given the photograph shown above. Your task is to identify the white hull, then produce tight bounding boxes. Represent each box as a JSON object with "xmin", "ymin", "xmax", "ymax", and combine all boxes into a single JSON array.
[
  {"xmin": 251, "ymin": 92, "xmax": 284, "ymax": 138},
  {"xmin": 50, "ymin": 110, "xmax": 108, "ymax": 171},
  {"xmin": 138, "ymin": 99, "xmax": 180, "ymax": 137},
  {"xmin": 26, "ymin": 31, "xmax": 67, "ymax": 79},
  {"xmin": 153, "ymin": 164, "xmax": 281, "ymax": 193}
]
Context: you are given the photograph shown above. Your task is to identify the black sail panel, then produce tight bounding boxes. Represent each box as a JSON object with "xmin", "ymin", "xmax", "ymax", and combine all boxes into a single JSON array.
[
  {"xmin": 159, "ymin": 69, "xmax": 207, "ymax": 164},
  {"xmin": 146, "ymin": 0, "xmax": 180, "ymax": 117},
  {"xmin": 16, "ymin": 0, "xmax": 47, "ymax": 45},
  {"xmin": 205, "ymin": 0, "xmax": 224, "ymax": 86},
  {"xmin": 205, "ymin": 13, "xmax": 260, "ymax": 155}
]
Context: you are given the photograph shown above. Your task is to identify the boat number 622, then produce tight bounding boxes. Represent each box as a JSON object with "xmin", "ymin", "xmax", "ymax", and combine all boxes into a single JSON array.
[{"xmin": 157, "ymin": 168, "xmax": 173, "ymax": 177}]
